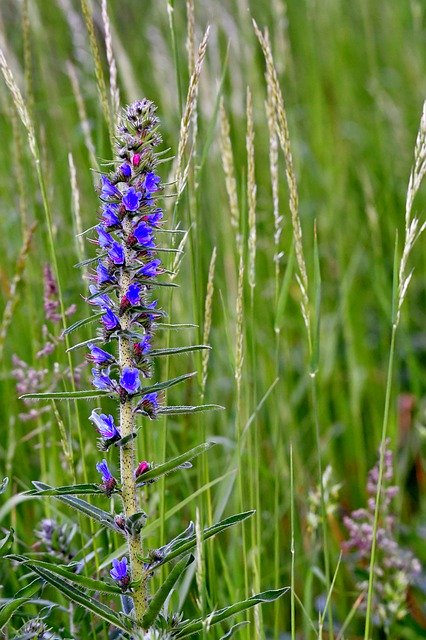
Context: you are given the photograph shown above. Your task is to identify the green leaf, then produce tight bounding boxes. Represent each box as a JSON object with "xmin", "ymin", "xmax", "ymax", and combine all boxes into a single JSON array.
[
  {"xmin": 19, "ymin": 389, "xmax": 110, "ymax": 401},
  {"xmin": 26, "ymin": 483, "xmax": 111, "ymax": 496},
  {"xmin": 150, "ymin": 511, "xmax": 255, "ymax": 568},
  {"xmin": 62, "ymin": 311, "xmax": 105, "ymax": 336},
  {"xmin": 31, "ymin": 482, "xmax": 121, "ymax": 533},
  {"xmin": 66, "ymin": 337, "xmax": 105, "ymax": 352},
  {"xmin": 138, "ymin": 371, "xmax": 197, "ymax": 396},
  {"xmin": 14, "ymin": 577, "xmax": 43, "ymax": 599},
  {"xmin": 136, "ymin": 442, "xmax": 215, "ymax": 487},
  {"xmin": 158, "ymin": 404, "xmax": 224, "ymax": 416},
  {"xmin": 0, "ymin": 598, "xmax": 30, "ymax": 629},
  {"xmin": 25, "ymin": 564, "xmax": 133, "ymax": 632},
  {"xmin": 142, "ymin": 555, "xmax": 194, "ymax": 628},
  {"xmin": 0, "ymin": 477, "xmax": 9, "ymax": 494},
  {"xmin": 219, "ymin": 622, "xmax": 249, "ymax": 639},
  {"xmin": 0, "ymin": 529, "xmax": 14, "ymax": 558},
  {"xmin": 137, "ymin": 278, "xmax": 179, "ymax": 288},
  {"xmin": 173, "ymin": 588, "xmax": 289, "ymax": 637},
  {"xmin": 18, "ymin": 558, "xmax": 121, "ymax": 594},
  {"xmin": 74, "ymin": 253, "xmax": 107, "ymax": 268},
  {"xmin": 150, "ymin": 344, "xmax": 210, "ymax": 357}
]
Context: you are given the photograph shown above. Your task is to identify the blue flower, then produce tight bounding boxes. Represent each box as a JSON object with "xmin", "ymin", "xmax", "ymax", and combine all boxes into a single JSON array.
[
  {"xmin": 102, "ymin": 204, "xmax": 121, "ymax": 229},
  {"xmin": 87, "ymin": 285, "xmax": 113, "ymax": 309},
  {"xmin": 96, "ymin": 458, "xmax": 113, "ymax": 482},
  {"xmin": 133, "ymin": 222, "xmax": 155, "ymax": 248},
  {"xmin": 87, "ymin": 343, "xmax": 114, "ymax": 365},
  {"xmin": 119, "ymin": 367, "xmax": 140, "ymax": 394},
  {"xmin": 145, "ymin": 172, "xmax": 160, "ymax": 194},
  {"xmin": 137, "ymin": 392, "xmax": 159, "ymax": 418},
  {"xmin": 138, "ymin": 259, "xmax": 161, "ymax": 278},
  {"xmin": 90, "ymin": 410, "xmax": 120, "ymax": 440},
  {"xmin": 96, "ymin": 225, "xmax": 114, "ymax": 249},
  {"xmin": 100, "ymin": 175, "xmax": 121, "ymax": 199},
  {"xmin": 126, "ymin": 283, "xmax": 142, "ymax": 306},
  {"xmin": 110, "ymin": 557, "xmax": 129, "ymax": 587},
  {"xmin": 120, "ymin": 163, "xmax": 132, "ymax": 178},
  {"xmin": 108, "ymin": 241, "xmax": 125, "ymax": 265},
  {"xmin": 96, "ymin": 261, "xmax": 115, "ymax": 285},
  {"xmin": 122, "ymin": 187, "xmax": 142, "ymax": 212},
  {"xmin": 92, "ymin": 367, "xmax": 115, "ymax": 390},
  {"xmin": 101, "ymin": 308, "xmax": 120, "ymax": 332},
  {"xmin": 134, "ymin": 334, "xmax": 151, "ymax": 356},
  {"xmin": 145, "ymin": 209, "xmax": 163, "ymax": 227}
]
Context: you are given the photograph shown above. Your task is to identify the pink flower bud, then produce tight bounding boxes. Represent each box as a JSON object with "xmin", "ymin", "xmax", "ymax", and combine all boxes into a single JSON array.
[
  {"xmin": 135, "ymin": 460, "xmax": 150, "ymax": 478},
  {"xmin": 132, "ymin": 153, "xmax": 141, "ymax": 166}
]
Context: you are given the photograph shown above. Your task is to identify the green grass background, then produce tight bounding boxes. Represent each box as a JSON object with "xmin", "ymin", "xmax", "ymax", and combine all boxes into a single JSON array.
[{"xmin": 0, "ymin": 0, "xmax": 425, "ymax": 638}]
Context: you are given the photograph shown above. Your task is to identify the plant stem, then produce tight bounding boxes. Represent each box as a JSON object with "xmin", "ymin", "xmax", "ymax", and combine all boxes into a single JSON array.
[{"xmin": 119, "ymin": 217, "xmax": 146, "ymax": 625}]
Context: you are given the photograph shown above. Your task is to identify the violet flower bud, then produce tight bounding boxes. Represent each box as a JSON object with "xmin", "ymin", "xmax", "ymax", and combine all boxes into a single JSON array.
[{"xmin": 110, "ymin": 557, "xmax": 130, "ymax": 591}]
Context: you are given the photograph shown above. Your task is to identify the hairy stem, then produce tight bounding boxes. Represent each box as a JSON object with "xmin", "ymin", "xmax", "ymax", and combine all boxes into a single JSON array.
[{"xmin": 119, "ymin": 217, "xmax": 146, "ymax": 625}]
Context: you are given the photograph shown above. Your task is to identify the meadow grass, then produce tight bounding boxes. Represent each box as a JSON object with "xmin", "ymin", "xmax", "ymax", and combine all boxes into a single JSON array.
[{"xmin": 0, "ymin": 1, "xmax": 425, "ymax": 638}]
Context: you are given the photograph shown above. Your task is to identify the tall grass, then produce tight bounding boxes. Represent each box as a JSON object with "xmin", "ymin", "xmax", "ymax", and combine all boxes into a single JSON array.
[{"xmin": 0, "ymin": 1, "xmax": 425, "ymax": 638}]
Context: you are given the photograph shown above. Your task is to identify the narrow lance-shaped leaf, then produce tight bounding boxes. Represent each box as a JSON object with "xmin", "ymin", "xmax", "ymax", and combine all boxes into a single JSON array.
[
  {"xmin": 219, "ymin": 622, "xmax": 249, "ymax": 639},
  {"xmin": 25, "ymin": 483, "xmax": 115, "ymax": 496},
  {"xmin": 136, "ymin": 442, "xmax": 215, "ymax": 487},
  {"xmin": 31, "ymin": 482, "xmax": 122, "ymax": 534},
  {"xmin": 149, "ymin": 344, "xmax": 210, "ymax": 357},
  {"xmin": 158, "ymin": 404, "xmax": 224, "ymax": 416},
  {"xmin": 25, "ymin": 564, "xmax": 133, "ymax": 633},
  {"xmin": 20, "ymin": 389, "xmax": 110, "ymax": 401},
  {"xmin": 11, "ymin": 557, "xmax": 121, "ymax": 594},
  {"xmin": 66, "ymin": 336, "xmax": 105, "ymax": 352},
  {"xmin": 62, "ymin": 310, "xmax": 105, "ymax": 336},
  {"xmin": 0, "ymin": 598, "xmax": 31, "ymax": 630},
  {"xmin": 142, "ymin": 555, "xmax": 194, "ymax": 628},
  {"xmin": 0, "ymin": 477, "xmax": 8, "ymax": 494},
  {"xmin": 0, "ymin": 529, "xmax": 14, "ymax": 558},
  {"xmin": 148, "ymin": 511, "xmax": 255, "ymax": 568},
  {"xmin": 173, "ymin": 588, "xmax": 289, "ymax": 637},
  {"xmin": 138, "ymin": 371, "xmax": 197, "ymax": 396}
]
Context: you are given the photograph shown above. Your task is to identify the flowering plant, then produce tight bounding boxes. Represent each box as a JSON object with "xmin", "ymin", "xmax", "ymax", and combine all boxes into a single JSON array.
[{"xmin": 2, "ymin": 100, "xmax": 285, "ymax": 638}]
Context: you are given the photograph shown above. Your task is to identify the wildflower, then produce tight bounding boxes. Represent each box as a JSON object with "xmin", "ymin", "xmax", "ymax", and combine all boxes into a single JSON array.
[
  {"xmin": 144, "ymin": 172, "xmax": 161, "ymax": 194},
  {"xmin": 134, "ymin": 335, "xmax": 151, "ymax": 357},
  {"xmin": 90, "ymin": 410, "xmax": 120, "ymax": 447},
  {"xmin": 96, "ymin": 261, "xmax": 115, "ymax": 286},
  {"xmin": 135, "ymin": 460, "xmax": 150, "ymax": 478},
  {"xmin": 102, "ymin": 204, "xmax": 121, "ymax": 229},
  {"xmin": 87, "ymin": 285, "xmax": 113, "ymax": 309},
  {"xmin": 91, "ymin": 367, "xmax": 115, "ymax": 391},
  {"xmin": 43, "ymin": 264, "xmax": 61, "ymax": 323},
  {"xmin": 101, "ymin": 308, "xmax": 120, "ymax": 332},
  {"xmin": 122, "ymin": 187, "xmax": 143, "ymax": 212},
  {"xmin": 87, "ymin": 344, "xmax": 114, "ymax": 366},
  {"xmin": 119, "ymin": 367, "xmax": 140, "ymax": 395},
  {"xmin": 132, "ymin": 153, "xmax": 141, "ymax": 166},
  {"xmin": 138, "ymin": 259, "xmax": 161, "ymax": 278},
  {"xmin": 108, "ymin": 242, "xmax": 125, "ymax": 265},
  {"xmin": 110, "ymin": 557, "xmax": 130, "ymax": 591},
  {"xmin": 120, "ymin": 162, "xmax": 132, "ymax": 178},
  {"xmin": 145, "ymin": 209, "xmax": 163, "ymax": 227},
  {"xmin": 100, "ymin": 175, "xmax": 121, "ymax": 199},
  {"xmin": 125, "ymin": 283, "xmax": 142, "ymax": 306},
  {"xmin": 133, "ymin": 222, "xmax": 155, "ymax": 248},
  {"xmin": 96, "ymin": 225, "xmax": 114, "ymax": 249},
  {"xmin": 136, "ymin": 392, "xmax": 159, "ymax": 419},
  {"xmin": 96, "ymin": 459, "xmax": 117, "ymax": 496}
]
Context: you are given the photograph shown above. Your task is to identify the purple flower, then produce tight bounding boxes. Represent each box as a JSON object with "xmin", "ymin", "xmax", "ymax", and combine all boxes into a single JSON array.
[
  {"xmin": 100, "ymin": 175, "xmax": 121, "ymax": 199},
  {"xmin": 96, "ymin": 458, "xmax": 113, "ymax": 482},
  {"xmin": 87, "ymin": 343, "xmax": 114, "ymax": 365},
  {"xmin": 102, "ymin": 204, "xmax": 121, "ymax": 229},
  {"xmin": 110, "ymin": 557, "xmax": 130, "ymax": 589},
  {"xmin": 144, "ymin": 172, "xmax": 160, "ymax": 194},
  {"xmin": 87, "ymin": 285, "xmax": 113, "ymax": 309},
  {"xmin": 96, "ymin": 261, "xmax": 115, "ymax": 286},
  {"xmin": 126, "ymin": 283, "xmax": 142, "ymax": 306},
  {"xmin": 92, "ymin": 367, "xmax": 115, "ymax": 391},
  {"xmin": 135, "ymin": 460, "xmax": 150, "ymax": 478},
  {"xmin": 108, "ymin": 241, "xmax": 125, "ymax": 265},
  {"xmin": 119, "ymin": 367, "xmax": 140, "ymax": 395},
  {"xmin": 90, "ymin": 410, "xmax": 120, "ymax": 440},
  {"xmin": 133, "ymin": 222, "xmax": 155, "ymax": 248},
  {"xmin": 134, "ymin": 334, "xmax": 151, "ymax": 356},
  {"xmin": 101, "ymin": 308, "xmax": 120, "ymax": 332},
  {"xmin": 120, "ymin": 162, "xmax": 131, "ymax": 178},
  {"xmin": 137, "ymin": 392, "xmax": 159, "ymax": 418},
  {"xmin": 96, "ymin": 225, "xmax": 114, "ymax": 249},
  {"xmin": 145, "ymin": 209, "xmax": 163, "ymax": 227},
  {"xmin": 132, "ymin": 153, "xmax": 141, "ymax": 166},
  {"xmin": 122, "ymin": 187, "xmax": 142, "ymax": 212},
  {"xmin": 138, "ymin": 259, "xmax": 161, "ymax": 278}
]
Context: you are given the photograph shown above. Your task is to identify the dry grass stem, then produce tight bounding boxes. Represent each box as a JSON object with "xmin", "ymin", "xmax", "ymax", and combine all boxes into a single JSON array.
[
  {"xmin": 201, "ymin": 247, "xmax": 217, "ymax": 397},
  {"xmin": 68, "ymin": 152, "xmax": 85, "ymax": 268},
  {"xmin": 246, "ymin": 86, "xmax": 257, "ymax": 291},
  {"xmin": 101, "ymin": 0, "xmax": 120, "ymax": 128},
  {"xmin": 253, "ymin": 21, "xmax": 311, "ymax": 339},
  {"xmin": 66, "ymin": 61, "xmax": 98, "ymax": 170},
  {"xmin": 235, "ymin": 255, "xmax": 245, "ymax": 395},
  {"xmin": 175, "ymin": 25, "xmax": 210, "ymax": 198},
  {"xmin": 219, "ymin": 98, "xmax": 241, "ymax": 240}
]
